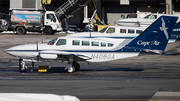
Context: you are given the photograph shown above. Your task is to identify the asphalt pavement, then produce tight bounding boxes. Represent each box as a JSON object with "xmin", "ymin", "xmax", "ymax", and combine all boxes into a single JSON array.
[{"xmin": 0, "ymin": 32, "xmax": 180, "ymax": 101}]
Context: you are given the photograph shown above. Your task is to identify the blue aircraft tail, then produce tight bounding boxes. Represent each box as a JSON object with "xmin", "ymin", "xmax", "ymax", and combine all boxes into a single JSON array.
[{"xmin": 125, "ymin": 16, "xmax": 178, "ymax": 53}]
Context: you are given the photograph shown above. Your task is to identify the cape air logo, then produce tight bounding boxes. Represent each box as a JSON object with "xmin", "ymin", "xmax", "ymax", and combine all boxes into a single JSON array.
[{"xmin": 160, "ymin": 17, "xmax": 169, "ymax": 40}]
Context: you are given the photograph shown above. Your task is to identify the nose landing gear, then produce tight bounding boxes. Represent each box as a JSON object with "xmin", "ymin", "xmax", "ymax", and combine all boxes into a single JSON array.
[{"xmin": 19, "ymin": 59, "xmax": 27, "ymax": 72}]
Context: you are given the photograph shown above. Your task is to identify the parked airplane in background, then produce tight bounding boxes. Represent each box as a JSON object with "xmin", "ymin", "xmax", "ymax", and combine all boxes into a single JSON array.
[
  {"xmin": 68, "ymin": 22, "xmax": 180, "ymax": 43},
  {"xmin": 4, "ymin": 16, "xmax": 178, "ymax": 73},
  {"xmin": 114, "ymin": 13, "xmax": 180, "ymax": 27}
]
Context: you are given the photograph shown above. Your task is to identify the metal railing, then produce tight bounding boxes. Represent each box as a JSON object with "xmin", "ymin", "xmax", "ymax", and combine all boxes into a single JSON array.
[{"xmin": 55, "ymin": 0, "xmax": 79, "ymax": 17}]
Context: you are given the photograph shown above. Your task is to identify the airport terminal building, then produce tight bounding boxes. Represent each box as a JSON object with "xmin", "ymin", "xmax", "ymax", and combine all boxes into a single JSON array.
[{"xmin": 0, "ymin": 0, "xmax": 180, "ymax": 27}]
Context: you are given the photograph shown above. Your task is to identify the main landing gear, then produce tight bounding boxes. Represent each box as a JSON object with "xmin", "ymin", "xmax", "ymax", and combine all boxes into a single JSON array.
[{"xmin": 66, "ymin": 61, "xmax": 80, "ymax": 73}]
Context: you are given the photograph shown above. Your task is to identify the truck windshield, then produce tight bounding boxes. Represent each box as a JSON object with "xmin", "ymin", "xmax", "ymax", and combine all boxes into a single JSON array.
[{"xmin": 47, "ymin": 38, "xmax": 58, "ymax": 45}]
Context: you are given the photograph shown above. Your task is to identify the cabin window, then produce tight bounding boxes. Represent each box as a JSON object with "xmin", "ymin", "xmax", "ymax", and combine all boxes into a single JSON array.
[
  {"xmin": 136, "ymin": 30, "xmax": 143, "ymax": 34},
  {"xmin": 108, "ymin": 43, "xmax": 114, "ymax": 47},
  {"xmin": 72, "ymin": 40, "xmax": 80, "ymax": 45},
  {"xmin": 47, "ymin": 38, "xmax": 58, "ymax": 45},
  {"xmin": 99, "ymin": 27, "xmax": 108, "ymax": 33},
  {"xmin": 82, "ymin": 41, "xmax": 90, "ymax": 46},
  {"xmin": 120, "ymin": 29, "xmax": 126, "ymax": 33},
  {"xmin": 106, "ymin": 28, "xmax": 115, "ymax": 33},
  {"xmin": 101, "ymin": 42, "xmax": 106, "ymax": 47},
  {"xmin": 56, "ymin": 39, "xmax": 66, "ymax": 46},
  {"xmin": 128, "ymin": 29, "xmax": 135, "ymax": 34},
  {"xmin": 92, "ymin": 41, "xmax": 99, "ymax": 46}
]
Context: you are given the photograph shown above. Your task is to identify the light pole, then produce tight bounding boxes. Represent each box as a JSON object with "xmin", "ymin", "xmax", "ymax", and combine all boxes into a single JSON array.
[{"xmin": 160, "ymin": 3, "xmax": 170, "ymax": 14}]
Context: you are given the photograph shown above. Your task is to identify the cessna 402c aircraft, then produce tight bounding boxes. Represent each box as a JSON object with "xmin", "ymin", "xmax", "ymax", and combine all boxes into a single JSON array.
[{"xmin": 5, "ymin": 16, "xmax": 178, "ymax": 73}]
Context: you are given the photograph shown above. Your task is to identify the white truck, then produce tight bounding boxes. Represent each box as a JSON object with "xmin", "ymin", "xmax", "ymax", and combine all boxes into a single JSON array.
[{"xmin": 7, "ymin": 10, "xmax": 62, "ymax": 35}]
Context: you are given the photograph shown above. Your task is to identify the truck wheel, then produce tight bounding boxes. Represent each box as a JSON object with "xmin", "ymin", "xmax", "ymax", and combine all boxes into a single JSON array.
[
  {"xmin": 43, "ymin": 27, "xmax": 53, "ymax": 35},
  {"xmin": 16, "ymin": 27, "xmax": 26, "ymax": 34}
]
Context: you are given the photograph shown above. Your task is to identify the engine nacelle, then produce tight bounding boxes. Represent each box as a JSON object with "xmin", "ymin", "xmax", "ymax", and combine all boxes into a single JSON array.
[{"xmin": 40, "ymin": 53, "xmax": 58, "ymax": 60}]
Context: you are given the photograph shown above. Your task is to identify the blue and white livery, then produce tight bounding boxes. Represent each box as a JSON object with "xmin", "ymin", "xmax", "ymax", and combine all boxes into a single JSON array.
[{"xmin": 5, "ymin": 16, "xmax": 178, "ymax": 73}]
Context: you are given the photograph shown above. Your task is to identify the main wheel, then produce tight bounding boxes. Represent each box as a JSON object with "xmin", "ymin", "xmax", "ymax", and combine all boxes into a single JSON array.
[
  {"xmin": 16, "ymin": 27, "xmax": 26, "ymax": 34},
  {"xmin": 43, "ymin": 27, "xmax": 54, "ymax": 35},
  {"xmin": 67, "ymin": 66, "xmax": 75, "ymax": 73},
  {"xmin": 75, "ymin": 63, "xmax": 80, "ymax": 71},
  {"xmin": 73, "ymin": 61, "xmax": 80, "ymax": 71}
]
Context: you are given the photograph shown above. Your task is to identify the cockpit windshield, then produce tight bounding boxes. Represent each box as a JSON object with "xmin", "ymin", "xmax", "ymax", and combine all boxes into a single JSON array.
[
  {"xmin": 144, "ymin": 14, "xmax": 151, "ymax": 19},
  {"xmin": 99, "ymin": 27, "xmax": 108, "ymax": 33},
  {"xmin": 47, "ymin": 38, "xmax": 58, "ymax": 45}
]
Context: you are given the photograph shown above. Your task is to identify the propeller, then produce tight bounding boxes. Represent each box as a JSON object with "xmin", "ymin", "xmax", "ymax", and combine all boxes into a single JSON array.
[{"xmin": 36, "ymin": 40, "xmax": 40, "ymax": 61}]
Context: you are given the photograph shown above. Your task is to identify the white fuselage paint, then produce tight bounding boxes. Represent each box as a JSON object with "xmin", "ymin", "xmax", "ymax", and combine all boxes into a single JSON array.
[{"xmin": 5, "ymin": 37, "xmax": 140, "ymax": 62}]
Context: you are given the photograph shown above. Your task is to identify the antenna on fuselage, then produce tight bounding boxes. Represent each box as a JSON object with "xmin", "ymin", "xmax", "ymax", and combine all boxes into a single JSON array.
[{"xmin": 88, "ymin": 20, "xmax": 92, "ymax": 38}]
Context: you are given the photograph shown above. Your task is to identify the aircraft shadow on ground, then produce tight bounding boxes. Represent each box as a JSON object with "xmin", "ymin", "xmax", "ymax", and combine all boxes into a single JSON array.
[{"xmin": 22, "ymin": 66, "xmax": 144, "ymax": 73}]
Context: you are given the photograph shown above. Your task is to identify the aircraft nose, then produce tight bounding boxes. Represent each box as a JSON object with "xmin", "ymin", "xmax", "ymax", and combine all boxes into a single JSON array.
[{"xmin": 4, "ymin": 48, "xmax": 14, "ymax": 56}]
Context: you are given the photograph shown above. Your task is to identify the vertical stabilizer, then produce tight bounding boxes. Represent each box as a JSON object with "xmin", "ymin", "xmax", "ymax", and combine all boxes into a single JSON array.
[{"xmin": 125, "ymin": 16, "xmax": 178, "ymax": 53}]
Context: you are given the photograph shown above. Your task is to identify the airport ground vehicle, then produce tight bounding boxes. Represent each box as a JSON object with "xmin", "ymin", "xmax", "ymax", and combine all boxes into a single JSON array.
[
  {"xmin": 0, "ymin": 13, "xmax": 8, "ymax": 32},
  {"xmin": 6, "ymin": 10, "xmax": 61, "ymax": 35}
]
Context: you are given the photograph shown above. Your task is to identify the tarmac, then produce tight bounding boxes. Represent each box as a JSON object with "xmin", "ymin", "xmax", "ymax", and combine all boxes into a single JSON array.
[{"xmin": 0, "ymin": 32, "xmax": 180, "ymax": 101}]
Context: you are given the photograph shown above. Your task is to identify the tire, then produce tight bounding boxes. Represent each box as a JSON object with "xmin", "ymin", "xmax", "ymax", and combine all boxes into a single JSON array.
[
  {"xmin": 19, "ymin": 59, "xmax": 26, "ymax": 72},
  {"xmin": 43, "ymin": 27, "xmax": 53, "ymax": 35},
  {"xmin": 75, "ymin": 63, "xmax": 80, "ymax": 71},
  {"xmin": 67, "ymin": 66, "xmax": 75, "ymax": 73},
  {"xmin": 73, "ymin": 61, "xmax": 80, "ymax": 71},
  {"xmin": 16, "ymin": 27, "xmax": 26, "ymax": 34}
]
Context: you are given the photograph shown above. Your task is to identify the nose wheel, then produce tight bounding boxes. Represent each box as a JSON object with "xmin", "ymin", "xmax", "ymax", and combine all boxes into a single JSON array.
[{"xmin": 19, "ymin": 59, "xmax": 27, "ymax": 72}]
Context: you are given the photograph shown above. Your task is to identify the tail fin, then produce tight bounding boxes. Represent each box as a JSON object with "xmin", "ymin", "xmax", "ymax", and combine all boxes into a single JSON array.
[{"xmin": 126, "ymin": 16, "xmax": 178, "ymax": 53}]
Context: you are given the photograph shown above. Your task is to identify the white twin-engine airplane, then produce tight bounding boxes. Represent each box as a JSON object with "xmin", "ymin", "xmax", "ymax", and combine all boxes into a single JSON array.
[{"xmin": 5, "ymin": 16, "xmax": 178, "ymax": 73}]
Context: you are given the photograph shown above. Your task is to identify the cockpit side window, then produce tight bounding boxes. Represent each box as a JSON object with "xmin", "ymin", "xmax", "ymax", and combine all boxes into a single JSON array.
[
  {"xmin": 56, "ymin": 39, "xmax": 66, "ymax": 46},
  {"xmin": 144, "ymin": 14, "xmax": 151, "ymax": 19},
  {"xmin": 99, "ymin": 27, "xmax": 108, "ymax": 33},
  {"xmin": 106, "ymin": 28, "xmax": 115, "ymax": 33},
  {"xmin": 47, "ymin": 38, "xmax": 58, "ymax": 45}
]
